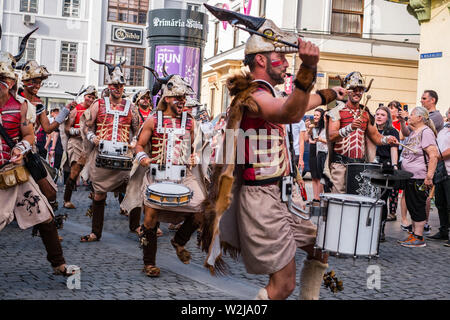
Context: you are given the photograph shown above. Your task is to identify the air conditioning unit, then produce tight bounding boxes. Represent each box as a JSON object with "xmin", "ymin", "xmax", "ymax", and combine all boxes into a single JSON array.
[{"xmin": 22, "ymin": 14, "xmax": 36, "ymax": 26}]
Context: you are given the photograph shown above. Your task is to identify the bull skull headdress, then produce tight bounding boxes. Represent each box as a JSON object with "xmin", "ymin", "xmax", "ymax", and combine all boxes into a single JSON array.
[
  {"xmin": 91, "ymin": 57, "xmax": 127, "ymax": 85},
  {"xmin": 0, "ymin": 26, "xmax": 38, "ymax": 80},
  {"xmin": 337, "ymin": 71, "xmax": 374, "ymax": 93},
  {"xmin": 132, "ymin": 88, "xmax": 151, "ymax": 104},
  {"xmin": 144, "ymin": 63, "xmax": 195, "ymax": 101},
  {"xmin": 204, "ymin": 3, "xmax": 299, "ymax": 55},
  {"xmin": 17, "ymin": 60, "xmax": 51, "ymax": 81}
]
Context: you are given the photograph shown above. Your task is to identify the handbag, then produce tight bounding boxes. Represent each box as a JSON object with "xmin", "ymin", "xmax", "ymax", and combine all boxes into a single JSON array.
[
  {"xmin": 0, "ymin": 123, "xmax": 47, "ymax": 181},
  {"xmin": 433, "ymin": 147, "xmax": 448, "ymax": 184}
]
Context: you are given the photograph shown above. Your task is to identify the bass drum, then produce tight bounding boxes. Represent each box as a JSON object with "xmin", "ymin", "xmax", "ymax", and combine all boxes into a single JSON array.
[{"xmin": 345, "ymin": 163, "xmax": 381, "ymax": 197}]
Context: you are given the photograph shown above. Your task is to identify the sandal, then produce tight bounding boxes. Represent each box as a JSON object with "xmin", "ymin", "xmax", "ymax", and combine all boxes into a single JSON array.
[
  {"xmin": 63, "ymin": 202, "xmax": 76, "ymax": 209},
  {"xmin": 80, "ymin": 234, "xmax": 98, "ymax": 242},
  {"xmin": 53, "ymin": 264, "xmax": 80, "ymax": 277},
  {"xmin": 143, "ymin": 265, "xmax": 160, "ymax": 277},
  {"xmin": 171, "ymin": 239, "xmax": 191, "ymax": 264}
]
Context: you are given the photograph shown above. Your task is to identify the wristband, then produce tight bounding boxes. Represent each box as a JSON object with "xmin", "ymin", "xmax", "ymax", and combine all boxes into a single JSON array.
[
  {"xmin": 316, "ymin": 89, "xmax": 337, "ymax": 106},
  {"xmin": 14, "ymin": 140, "xmax": 32, "ymax": 154},
  {"xmin": 55, "ymin": 107, "xmax": 70, "ymax": 124},
  {"xmin": 294, "ymin": 64, "xmax": 317, "ymax": 93},
  {"xmin": 87, "ymin": 132, "xmax": 96, "ymax": 143},
  {"xmin": 136, "ymin": 152, "xmax": 149, "ymax": 164},
  {"xmin": 69, "ymin": 127, "xmax": 80, "ymax": 136},
  {"xmin": 338, "ymin": 124, "xmax": 354, "ymax": 138},
  {"xmin": 381, "ymin": 136, "xmax": 389, "ymax": 145},
  {"xmin": 35, "ymin": 104, "xmax": 46, "ymax": 116}
]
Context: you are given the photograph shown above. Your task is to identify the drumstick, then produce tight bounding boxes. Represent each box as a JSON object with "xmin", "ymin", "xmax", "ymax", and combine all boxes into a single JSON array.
[
  {"xmin": 398, "ymin": 142, "xmax": 417, "ymax": 153},
  {"xmin": 359, "ymin": 95, "xmax": 372, "ymax": 119}
]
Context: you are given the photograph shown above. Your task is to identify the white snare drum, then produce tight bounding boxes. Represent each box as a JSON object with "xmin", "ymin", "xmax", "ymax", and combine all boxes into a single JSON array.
[
  {"xmin": 146, "ymin": 182, "xmax": 193, "ymax": 207},
  {"xmin": 95, "ymin": 154, "xmax": 133, "ymax": 171},
  {"xmin": 315, "ymin": 193, "xmax": 384, "ymax": 258}
]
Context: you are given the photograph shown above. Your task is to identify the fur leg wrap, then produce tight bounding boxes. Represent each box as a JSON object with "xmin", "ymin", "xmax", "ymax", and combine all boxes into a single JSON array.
[
  {"xmin": 141, "ymin": 223, "xmax": 159, "ymax": 266},
  {"xmin": 64, "ymin": 178, "xmax": 76, "ymax": 202},
  {"xmin": 69, "ymin": 163, "xmax": 83, "ymax": 180},
  {"xmin": 174, "ymin": 215, "xmax": 200, "ymax": 247},
  {"xmin": 91, "ymin": 199, "xmax": 106, "ymax": 240},
  {"xmin": 128, "ymin": 207, "xmax": 141, "ymax": 232},
  {"xmin": 254, "ymin": 288, "xmax": 270, "ymax": 300},
  {"xmin": 299, "ymin": 259, "xmax": 328, "ymax": 300},
  {"xmin": 294, "ymin": 64, "xmax": 317, "ymax": 93},
  {"xmin": 36, "ymin": 178, "xmax": 57, "ymax": 203},
  {"xmin": 38, "ymin": 220, "xmax": 65, "ymax": 268}
]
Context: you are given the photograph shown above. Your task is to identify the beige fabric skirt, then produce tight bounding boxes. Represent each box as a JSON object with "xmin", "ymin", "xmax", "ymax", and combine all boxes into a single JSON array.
[
  {"xmin": 88, "ymin": 149, "xmax": 130, "ymax": 194},
  {"xmin": 67, "ymin": 136, "xmax": 84, "ymax": 165},
  {"xmin": 237, "ymin": 184, "xmax": 316, "ymax": 275},
  {"xmin": 330, "ymin": 162, "xmax": 346, "ymax": 194},
  {"xmin": 0, "ymin": 164, "xmax": 53, "ymax": 231}
]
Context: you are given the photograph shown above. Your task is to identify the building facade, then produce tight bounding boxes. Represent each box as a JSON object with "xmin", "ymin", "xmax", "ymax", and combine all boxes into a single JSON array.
[
  {"xmin": 0, "ymin": 0, "xmax": 151, "ymax": 110},
  {"xmin": 202, "ymin": 0, "xmax": 422, "ymax": 117}
]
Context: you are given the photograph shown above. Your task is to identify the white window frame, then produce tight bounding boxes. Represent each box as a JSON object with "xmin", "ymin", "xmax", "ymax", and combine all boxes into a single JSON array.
[
  {"xmin": 62, "ymin": 0, "xmax": 81, "ymax": 18},
  {"xmin": 59, "ymin": 41, "xmax": 78, "ymax": 73},
  {"xmin": 17, "ymin": 37, "xmax": 37, "ymax": 65},
  {"xmin": 187, "ymin": 3, "xmax": 200, "ymax": 11},
  {"xmin": 20, "ymin": 0, "xmax": 38, "ymax": 13}
]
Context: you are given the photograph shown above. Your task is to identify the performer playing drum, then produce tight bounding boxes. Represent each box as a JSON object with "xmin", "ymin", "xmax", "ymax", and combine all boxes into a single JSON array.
[
  {"xmin": 63, "ymin": 85, "xmax": 98, "ymax": 209},
  {"xmin": 131, "ymin": 69, "xmax": 204, "ymax": 278},
  {"xmin": 201, "ymin": 4, "xmax": 346, "ymax": 300},
  {"xmin": 79, "ymin": 58, "xmax": 140, "ymax": 243},
  {"xmin": 0, "ymin": 26, "xmax": 77, "ymax": 276},
  {"xmin": 327, "ymin": 72, "xmax": 398, "ymax": 194}
]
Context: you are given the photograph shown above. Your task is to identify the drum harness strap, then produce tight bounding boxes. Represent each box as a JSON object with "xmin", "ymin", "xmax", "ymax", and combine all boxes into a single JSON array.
[
  {"xmin": 105, "ymin": 97, "xmax": 131, "ymax": 144},
  {"xmin": 153, "ymin": 111, "xmax": 188, "ymax": 174}
]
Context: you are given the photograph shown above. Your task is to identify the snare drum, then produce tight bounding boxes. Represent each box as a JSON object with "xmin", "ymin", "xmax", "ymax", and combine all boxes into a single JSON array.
[
  {"xmin": 95, "ymin": 154, "xmax": 133, "ymax": 171},
  {"xmin": 315, "ymin": 193, "xmax": 384, "ymax": 257},
  {"xmin": 346, "ymin": 163, "xmax": 381, "ymax": 197},
  {"xmin": 146, "ymin": 182, "xmax": 193, "ymax": 207}
]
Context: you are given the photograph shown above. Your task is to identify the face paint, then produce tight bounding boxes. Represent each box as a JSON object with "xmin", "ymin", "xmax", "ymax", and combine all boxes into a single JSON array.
[
  {"xmin": 271, "ymin": 59, "xmax": 283, "ymax": 68},
  {"xmin": 0, "ymin": 81, "xmax": 9, "ymax": 89}
]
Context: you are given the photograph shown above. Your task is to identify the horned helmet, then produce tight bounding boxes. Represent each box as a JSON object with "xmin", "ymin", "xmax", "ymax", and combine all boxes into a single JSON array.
[
  {"xmin": 19, "ymin": 60, "xmax": 51, "ymax": 81},
  {"xmin": 84, "ymin": 85, "xmax": 98, "ymax": 98},
  {"xmin": 0, "ymin": 26, "xmax": 38, "ymax": 81},
  {"xmin": 133, "ymin": 88, "xmax": 151, "ymax": 105},
  {"xmin": 204, "ymin": 4, "xmax": 298, "ymax": 55},
  {"xmin": 145, "ymin": 63, "xmax": 195, "ymax": 110},
  {"xmin": 91, "ymin": 57, "xmax": 127, "ymax": 85},
  {"xmin": 341, "ymin": 71, "xmax": 374, "ymax": 93}
]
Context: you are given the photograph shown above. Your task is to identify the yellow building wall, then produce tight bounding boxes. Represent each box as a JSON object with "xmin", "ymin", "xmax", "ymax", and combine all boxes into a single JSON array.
[
  {"xmin": 201, "ymin": 53, "xmax": 418, "ymax": 118},
  {"xmin": 416, "ymin": 1, "xmax": 450, "ymax": 115},
  {"xmin": 308, "ymin": 52, "xmax": 419, "ymax": 113}
]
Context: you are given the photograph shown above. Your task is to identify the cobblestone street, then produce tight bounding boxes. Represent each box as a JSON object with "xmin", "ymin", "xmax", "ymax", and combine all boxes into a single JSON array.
[{"xmin": 1, "ymin": 181, "xmax": 449, "ymax": 300}]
